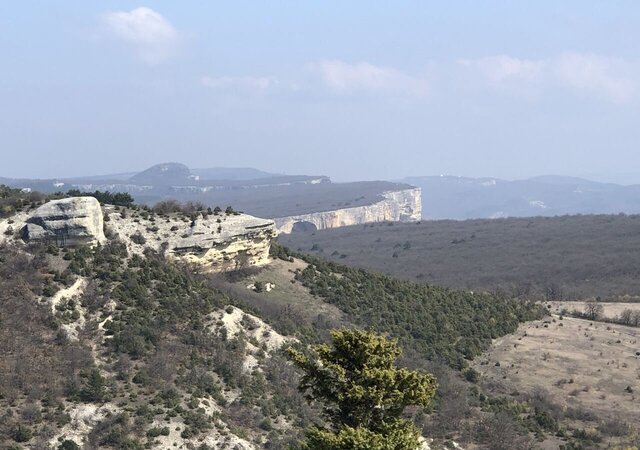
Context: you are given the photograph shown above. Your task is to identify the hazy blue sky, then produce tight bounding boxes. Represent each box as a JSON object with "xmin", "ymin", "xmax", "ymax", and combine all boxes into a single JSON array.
[{"xmin": 1, "ymin": 2, "xmax": 640, "ymax": 182}]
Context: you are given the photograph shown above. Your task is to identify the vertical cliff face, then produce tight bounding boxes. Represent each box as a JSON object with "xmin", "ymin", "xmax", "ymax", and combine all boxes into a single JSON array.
[{"xmin": 274, "ymin": 188, "xmax": 421, "ymax": 234}]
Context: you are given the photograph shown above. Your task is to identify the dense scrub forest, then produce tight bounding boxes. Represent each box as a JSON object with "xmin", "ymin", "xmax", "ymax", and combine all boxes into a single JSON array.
[
  {"xmin": 0, "ymin": 185, "xmax": 50, "ymax": 217},
  {"xmin": 280, "ymin": 215, "xmax": 640, "ymax": 300},
  {"xmin": 0, "ymin": 242, "xmax": 317, "ymax": 449},
  {"xmin": 272, "ymin": 244, "xmax": 546, "ymax": 369}
]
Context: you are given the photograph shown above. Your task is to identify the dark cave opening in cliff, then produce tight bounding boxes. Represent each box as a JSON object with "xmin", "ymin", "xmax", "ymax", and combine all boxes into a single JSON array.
[{"xmin": 291, "ymin": 221, "xmax": 317, "ymax": 233}]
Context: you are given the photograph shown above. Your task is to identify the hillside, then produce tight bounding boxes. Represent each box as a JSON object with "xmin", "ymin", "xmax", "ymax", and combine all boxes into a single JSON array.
[
  {"xmin": 0, "ymin": 241, "xmax": 315, "ymax": 449},
  {"xmin": 4, "ymin": 188, "xmax": 639, "ymax": 449},
  {"xmin": 472, "ymin": 313, "xmax": 640, "ymax": 445},
  {"xmin": 1, "ymin": 188, "xmax": 580, "ymax": 450},
  {"xmin": 279, "ymin": 214, "xmax": 640, "ymax": 300}
]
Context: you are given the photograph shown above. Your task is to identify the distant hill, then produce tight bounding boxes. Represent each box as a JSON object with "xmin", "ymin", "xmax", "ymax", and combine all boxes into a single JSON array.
[
  {"xmin": 129, "ymin": 163, "xmax": 281, "ymax": 184},
  {"xmin": 402, "ymin": 175, "xmax": 640, "ymax": 219},
  {"xmin": 129, "ymin": 162, "xmax": 194, "ymax": 185},
  {"xmin": 192, "ymin": 166, "xmax": 280, "ymax": 180}
]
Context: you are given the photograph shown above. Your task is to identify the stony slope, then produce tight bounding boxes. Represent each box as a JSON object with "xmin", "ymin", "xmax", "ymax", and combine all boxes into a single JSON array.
[
  {"xmin": 0, "ymin": 240, "xmax": 308, "ymax": 450},
  {"xmin": 103, "ymin": 205, "xmax": 276, "ymax": 272}
]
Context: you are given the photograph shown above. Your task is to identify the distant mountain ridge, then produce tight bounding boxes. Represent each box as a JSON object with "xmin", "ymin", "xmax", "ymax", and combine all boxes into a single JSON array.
[
  {"xmin": 402, "ymin": 175, "xmax": 640, "ymax": 219},
  {"xmin": 127, "ymin": 163, "xmax": 282, "ymax": 184},
  {"xmin": 0, "ymin": 163, "xmax": 320, "ymax": 192},
  {"xmin": 0, "ymin": 163, "xmax": 286, "ymax": 187},
  {"xmin": 192, "ymin": 166, "xmax": 281, "ymax": 180},
  {"xmin": 128, "ymin": 162, "xmax": 195, "ymax": 185},
  {"xmin": 0, "ymin": 163, "xmax": 419, "ymax": 225},
  {"xmin": 7, "ymin": 166, "xmax": 640, "ymax": 220}
]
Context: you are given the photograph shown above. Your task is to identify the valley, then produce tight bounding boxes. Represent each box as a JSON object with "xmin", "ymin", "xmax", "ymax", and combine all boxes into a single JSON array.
[
  {"xmin": 280, "ymin": 214, "xmax": 640, "ymax": 299},
  {"xmin": 0, "ymin": 187, "xmax": 576, "ymax": 449},
  {"xmin": 2, "ymin": 187, "xmax": 640, "ymax": 449}
]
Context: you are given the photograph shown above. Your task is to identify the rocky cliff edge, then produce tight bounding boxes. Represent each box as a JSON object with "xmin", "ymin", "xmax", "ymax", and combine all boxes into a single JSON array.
[
  {"xmin": 274, "ymin": 187, "xmax": 421, "ymax": 233},
  {"xmin": 1, "ymin": 196, "xmax": 276, "ymax": 273}
]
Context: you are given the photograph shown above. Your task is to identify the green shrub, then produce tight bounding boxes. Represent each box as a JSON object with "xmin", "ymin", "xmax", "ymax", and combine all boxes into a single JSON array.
[
  {"xmin": 146, "ymin": 426, "xmax": 170, "ymax": 438},
  {"xmin": 12, "ymin": 424, "xmax": 33, "ymax": 443},
  {"xmin": 464, "ymin": 367, "xmax": 479, "ymax": 383},
  {"xmin": 57, "ymin": 440, "xmax": 80, "ymax": 450},
  {"xmin": 79, "ymin": 368, "xmax": 110, "ymax": 403}
]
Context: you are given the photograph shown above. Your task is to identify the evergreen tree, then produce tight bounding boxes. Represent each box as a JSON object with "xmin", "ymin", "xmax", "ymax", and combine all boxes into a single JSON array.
[
  {"xmin": 79, "ymin": 368, "xmax": 109, "ymax": 403},
  {"xmin": 288, "ymin": 329, "xmax": 437, "ymax": 450},
  {"xmin": 58, "ymin": 440, "xmax": 80, "ymax": 450}
]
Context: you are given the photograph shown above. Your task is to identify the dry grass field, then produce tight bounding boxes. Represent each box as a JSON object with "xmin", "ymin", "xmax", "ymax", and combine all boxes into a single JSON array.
[
  {"xmin": 548, "ymin": 301, "xmax": 640, "ymax": 320},
  {"xmin": 472, "ymin": 315, "xmax": 640, "ymax": 430},
  {"xmin": 237, "ymin": 257, "xmax": 347, "ymax": 322},
  {"xmin": 210, "ymin": 257, "xmax": 350, "ymax": 337}
]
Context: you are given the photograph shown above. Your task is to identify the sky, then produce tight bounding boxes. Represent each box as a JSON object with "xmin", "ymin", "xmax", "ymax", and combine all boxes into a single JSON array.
[{"xmin": 1, "ymin": 1, "xmax": 640, "ymax": 182}]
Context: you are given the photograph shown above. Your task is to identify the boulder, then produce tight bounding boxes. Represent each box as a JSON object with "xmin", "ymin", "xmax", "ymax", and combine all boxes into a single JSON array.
[{"xmin": 22, "ymin": 197, "xmax": 106, "ymax": 247}]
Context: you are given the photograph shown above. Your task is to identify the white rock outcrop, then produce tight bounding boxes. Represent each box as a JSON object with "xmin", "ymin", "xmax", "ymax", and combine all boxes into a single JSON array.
[
  {"xmin": 22, "ymin": 196, "xmax": 106, "ymax": 246},
  {"xmin": 105, "ymin": 208, "xmax": 277, "ymax": 272},
  {"xmin": 274, "ymin": 188, "xmax": 422, "ymax": 233},
  {"xmin": 4, "ymin": 196, "xmax": 277, "ymax": 273},
  {"xmin": 170, "ymin": 215, "xmax": 276, "ymax": 271}
]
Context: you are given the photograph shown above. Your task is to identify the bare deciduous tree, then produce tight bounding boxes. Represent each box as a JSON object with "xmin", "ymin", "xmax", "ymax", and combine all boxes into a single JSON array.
[{"xmin": 584, "ymin": 300, "xmax": 604, "ymax": 321}]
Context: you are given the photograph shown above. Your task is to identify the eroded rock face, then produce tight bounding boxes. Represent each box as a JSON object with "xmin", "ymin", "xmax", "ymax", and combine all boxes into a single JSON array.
[
  {"xmin": 274, "ymin": 188, "xmax": 422, "ymax": 233},
  {"xmin": 4, "ymin": 196, "xmax": 277, "ymax": 272},
  {"xmin": 22, "ymin": 197, "xmax": 106, "ymax": 246},
  {"xmin": 104, "ymin": 208, "xmax": 276, "ymax": 272},
  {"xmin": 170, "ymin": 215, "xmax": 276, "ymax": 272}
]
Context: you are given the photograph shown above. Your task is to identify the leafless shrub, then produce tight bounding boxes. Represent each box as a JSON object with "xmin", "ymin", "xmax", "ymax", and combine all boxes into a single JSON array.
[{"xmin": 597, "ymin": 418, "xmax": 630, "ymax": 437}]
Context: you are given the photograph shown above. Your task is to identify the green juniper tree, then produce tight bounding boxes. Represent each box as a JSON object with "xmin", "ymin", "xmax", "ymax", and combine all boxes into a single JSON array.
[
  {"xmin": 288, "ymin": 329, "xmax": 437, "ymax": 450},
  {"xmin": 79, "ymin": 368, "xmax": 109, "ymax": 403}
]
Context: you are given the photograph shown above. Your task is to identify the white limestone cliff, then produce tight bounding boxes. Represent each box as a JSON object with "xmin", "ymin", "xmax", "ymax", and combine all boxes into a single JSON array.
[
  {"xmin": 2, "ymin": 196, "xmax": 276, "ymax": 273},
  {"xmin": 104, "ymin": 207, "xmax": 277, "ymax": 272},
  {"xmin": 274, "ymin": 187, "xmax": 422, "ymax": 233}
]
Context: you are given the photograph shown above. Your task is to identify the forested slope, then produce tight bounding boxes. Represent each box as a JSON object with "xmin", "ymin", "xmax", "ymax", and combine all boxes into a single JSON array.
[{"xmin": 272, "ymin": 245, "xmax": 546, "ymax": 369}]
